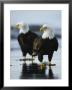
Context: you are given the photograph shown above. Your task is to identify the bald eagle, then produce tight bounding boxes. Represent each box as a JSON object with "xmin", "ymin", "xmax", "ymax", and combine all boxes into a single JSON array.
[
  {"xmin": 32, "ymin": 24, "xmax": 58, "ymax": 68},
  {"xmin": 16, "ymin": 22, "xmax": 38, "ymax": 60}
]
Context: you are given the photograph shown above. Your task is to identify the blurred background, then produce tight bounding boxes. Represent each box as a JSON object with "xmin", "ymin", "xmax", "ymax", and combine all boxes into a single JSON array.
[
  {"xmin": 10, "ymin": 10, "xmax": 61, "ymax": 79},
  {"xmin": 10, "ymin": 10, "xmax": 61, "ymax": 39}
]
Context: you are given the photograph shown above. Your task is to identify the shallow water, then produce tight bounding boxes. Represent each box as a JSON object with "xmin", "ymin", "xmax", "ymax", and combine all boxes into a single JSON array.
[{"xmin": 10, "ymin": 39, "xmax": 61, "ymax": 79}]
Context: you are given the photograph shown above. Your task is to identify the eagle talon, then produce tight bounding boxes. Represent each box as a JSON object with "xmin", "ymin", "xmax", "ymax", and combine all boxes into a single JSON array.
[{"xmin": 39, "ymin": 63, "xmax": 45, "ymax": 70}]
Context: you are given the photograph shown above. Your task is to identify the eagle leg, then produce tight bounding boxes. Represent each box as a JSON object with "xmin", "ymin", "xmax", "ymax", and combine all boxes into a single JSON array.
[
  {"xmin": 48, "ymin": 51, "xmax": 53, "ymax": 66},
  {"xmin": 38, "ymin": 54, "xmax": 44, "ymax": 70},
  {"xmin": 40, "ymin": 63, "xmax": 45, "ymax": 70},
  {"xmin": 32, "ymin": 56, "xmax": 34, "ymax": 64}
]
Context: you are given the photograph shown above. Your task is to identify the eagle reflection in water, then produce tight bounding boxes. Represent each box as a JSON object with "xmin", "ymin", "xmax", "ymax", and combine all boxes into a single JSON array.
[{"xmin": 20, "ymin": 62, "xmax": 55, "ymax": 79}]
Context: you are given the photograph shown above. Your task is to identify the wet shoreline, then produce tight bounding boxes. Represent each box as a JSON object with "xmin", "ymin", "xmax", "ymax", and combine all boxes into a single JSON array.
[{"xmin": 10, "ymin": 39, "xmax": 61, "ymax": 79}]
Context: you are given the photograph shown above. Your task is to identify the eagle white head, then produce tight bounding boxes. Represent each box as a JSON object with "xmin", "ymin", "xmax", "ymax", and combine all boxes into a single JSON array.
[
  {"xmin": 16, "ymin": 22, "xmax": 29, "ymax": 34},
  {"xmin": 40, "ymin": 24, "xmax": 55, "ymax": 39}
]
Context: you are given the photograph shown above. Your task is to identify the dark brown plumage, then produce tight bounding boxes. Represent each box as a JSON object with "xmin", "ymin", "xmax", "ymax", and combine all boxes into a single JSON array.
[
  {"xmin": 33, "ymin": 37, "xmax": 58, "ymax": 63},
  {"xmin": 18, "ymin": 31, "xmax": 38, "ymax": 57}
]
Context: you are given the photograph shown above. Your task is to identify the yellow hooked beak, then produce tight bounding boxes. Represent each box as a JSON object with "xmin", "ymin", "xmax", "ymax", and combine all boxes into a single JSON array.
[
  {"xmin": 40, "ymin": 26, "xmax": 44, "ymax": 32},
  {"xmin": 40, "ymin": 25, "xmax": 48, "ymax": 32},
  {"xmin": 16, "ymin": 24, "xmax": 20, "ymax": 29},
  {"xmin": 16, "ymin": 24, "xmax": 23, "ymax": 30}
]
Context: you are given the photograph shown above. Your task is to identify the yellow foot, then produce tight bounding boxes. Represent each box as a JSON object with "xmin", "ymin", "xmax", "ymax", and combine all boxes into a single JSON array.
[{"xmin": 39, "ymin": 63, "xmax": 45, "ymax": 70}]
